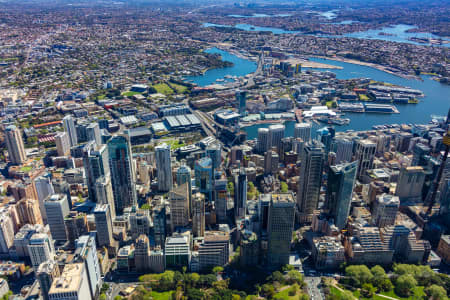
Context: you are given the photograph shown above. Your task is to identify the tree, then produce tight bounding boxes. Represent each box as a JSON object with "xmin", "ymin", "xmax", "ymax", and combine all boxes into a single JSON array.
[
  {"xmin": 261, "ymin": 284, "xmax": 275, "ymax": 299},
  {"xmin": 213, "ymin": 266, "xmax": 224, "ymax": 275},
  {"xmin": 269, "ymin": 271, "xmax": 285, "ymax": 284},
  {"xmin": 380, "ymin": 278, "xmax": 394, "ymax": 292},
  {"xmin": 345, "ymin": 265, "xmax": 373, "ymax": 287},
  {"xmin": 361, "ymin": 283, "xmax": 377, "ymax": 298},
  {"xmin": 286, "ymin": 270, "xmax": 303, "ymax": 285},
  {"xmin": 288, "ymin": 284, "xmax": 299, "ymax": 296},
  {"xmin": 280, "ymin": 181, "xmax": 288, "ymax": 193},
  {"xmin": 186, "ymin": 288, "xmax": 204, "ymax": 300},
  {"xmin": 395, "ymin": 274, "xmax": 417, "ymax": 297},
  {"xmin": 371, "ymin": 265, "xmax": 388, "ymax": 290},
  {"xmin": 99, "ymin": 294, "xmax": 107, "ymax": 300},
  {"xmin": 425, "ymin": 284, "xmax": 448, "ymax": 300},
  {"xmin": 227, "ymin": 181, "xmax": 235, "ymax": 196}
]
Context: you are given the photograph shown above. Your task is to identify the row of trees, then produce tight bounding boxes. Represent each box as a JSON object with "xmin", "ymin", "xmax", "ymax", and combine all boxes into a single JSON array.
[{"xmin": 337, "ymin": 264, "xmax": 450, "ymax": 299}]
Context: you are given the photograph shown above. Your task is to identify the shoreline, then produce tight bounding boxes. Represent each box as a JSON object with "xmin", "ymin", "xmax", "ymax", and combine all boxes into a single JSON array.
[{"xmin": 313, "ymin": 56, "xmax": 421, "ymax": 80}]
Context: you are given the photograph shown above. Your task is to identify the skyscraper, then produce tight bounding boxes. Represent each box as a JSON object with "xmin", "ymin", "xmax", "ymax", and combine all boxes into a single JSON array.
[
  {"xmin": 93, "ymin": 204, "xmax": 114, "ymax": 248},
  {"xmin": 5, "ymin": 125, "xmax": 26, "ymax": 165},
  {"xmin": 36, "ymin": 260, "xmax": 60, "ymax": 300},
  {"xmin": 214, "ymin": 179, "xmax": 228, "ymax": 224},
  {"xmin": 234, "ymin": 168, "xmax": 247, "ymax": 219},
  {"xmin": 169, "ymin": 183, "xmax": 190, "ymax": 231},
  {"xmin": 107, "ymin": 135, "xmax": 136, "ymax": 214},
  {"xmin": 135, "ymin": 234, "xmax": 151, "ymax": 273},
  {"xmin": 236, "ymin": 90, "xmax": 247, "ymax": 115},
  {"xmin": 74, "ymin": 234, "xmax": 102, "ymax": 299},
  {"xmin": 155, "ymin": 143, "xmax": 173, "ymax": 193},
  {"xmin": 355, "ymin": 139, "xmax": 376, "ymax": 179},
  {"xmin": 372, "ymin": 194, "xmax": 400, "ymax": 228},
  {"xmin": 34, "ymin": 174, "xmax": 54, "ymax": 222},
  {"xmin": 326, "ymin": 161, "xmax": 358, "ymax": 229},
  {"xmin": 256, "ymin": 128, "xmax": 270, "ymax": 154},
  {"xmin": 267, "ymin": 193, "xmax": 295, "ymax": 267},
  {"xmin": 62, "ymin": 115, "xmax": 78, "ymax": 147},
  {"xmin": 176, "ymin": 161, "xmax": 192, "ymax": 215},
  {"xmin": 28, "ymin": 233, "xmax": 55, "ymax": 269},
  {"xmin": 86, "ymin": 123, "xmax": 102, "ymax": 146},
  {"xmin": 411, "ymin": 143, "xmax": 431, "ymax": 167},
  {"xmin": 395, "ymin": 166, "xmax": 425, "ymax": 203},
  {"xmin": 297, "ymin": 141, "xmax": 325, "ymax": 223},
  {"xmin": 193, "ymin": 193, "xmax": 205, "ymax": 237},
  {"xmin": 55, "ymin": 132, "xmax": 71, "ymax": 157},
  {"xmin": 0, "ymin": 211, "xmax": 14, "ymax": 254},
  {"xmin": 195, "ymin": 157, "xmax": 213, "ymax": 199},
  {"xmin": 44, "ymin": 194, "xmax": 70, "ymax": 242},
  {"xmin": 83, "ymin": 141, "xmax": 110, "ymax": 203},
  {"xmin": 294, "ymin": 122, "xmax": 311, "ymax": 142},
  {"xmin": 48, "ymin": 263, "xmax": 92, "ymax": 300},
  {"xmin": 94, "ymin": 176, "xmax": 115, "ymax": 217},
  {"xmin": 333, "ymin": 138, "xmax": 353, "ymax": 164},
  {"xmin": 268, "ymin": 124, "xmax": 285, "ymax": 150}
]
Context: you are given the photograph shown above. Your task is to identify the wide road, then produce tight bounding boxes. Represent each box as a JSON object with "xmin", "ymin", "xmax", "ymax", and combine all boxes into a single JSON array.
[{"xmin": 304, "ymin": 276, "xmax": 323, "ymax": 300}]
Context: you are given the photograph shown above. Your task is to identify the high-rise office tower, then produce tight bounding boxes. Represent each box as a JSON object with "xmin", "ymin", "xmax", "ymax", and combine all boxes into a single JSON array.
[
  {"xmin": 48, "ymin": 263, "xmax": 92, "ymax": 300},
  {"xmin": 230, "ymin": 146, "xmax": 244, "ymax": 165},
  {"xmin": 411, "ymin": 143, "xmax": 431, "ymax": 167},
  {"xmin": 86, "ymin": 123, "xmax": 102, "ymax": 146},
  {"xmin": 94, "ymin": 176, "xmax": 115, "ymax": 218},
  {"xmin": 74, "ymin": 234, "xmax": 102, "ymax": 299},
  {"xmin": 83, "ymin": 141, "xmax": 110, "ymax": 203},
  {"xmin": 176, "ymin": 160, "xmax": 192, "ymax": 215},
  {"xmin": 107, "ymin": 135, "xmax": 136, "ymax": 214},
  {"xmin": 93, "ymin": 204, "xmax": 114, "ymax": 248},
  {"xmin": 372, "ymin": 194, "xmax": 400, "ymax": 228},
  {"xmin": 264, "ymin": 150, "xmax": 279, "ymax": 175},
  {"xmin": 152, "ymin": 205, "xmax": 166, "ymax": 248},
  {"xmin": 44, "ymin": 194, "xmax": 70, "ymax": 242},
  {"xmin": 256, "ymin": 128, "xmax": 270, "ymax": 153},
  {"xmin": 62, "ymin": 115, "xmax": 78, "ymax": 147},
  {"xmin": 206, "ymin": 143, "xmax": 221, "ymax": 174},
  {"xmin": 333, "ymin": 138, "xmax": 353, "ymax": 164},
  {"xmin": 135, "ymin": 234, "xmax": 151, "ymax": 273},
  {"xmin": 234, "ymin": 168, "xmax": 247, "ymax": 219},
  {"xmin": 51, "ymin": 179, "xmax": 72, "ymax": 210},
  {"xmin": 129, "ymin": 207, "xmax": 152, "ymax": 239},
  {"xmin": 395, "ymin": 166, "xmax": 425, "ymax": 203},
  {"xmin": 0, "ymin": 211, "xmax": 14, "ymax": 254},
  {"xmin": 198, "ymin": 231, "xmax": 230, "ymax": 271},
  {"xmin": 37, "ymin": 260, "xmax": 60, "ymax": 300},
  {"xmin": 317, "ymin": 127, "xmax": 335, "ymax": 154},
  {"xmin": 195, "ymin": 157, "xmax": 213, "ymax": 199},
  {"xmin": 169, "ymin": 183, "xmax": 190, "ymax": 231},
  {"xmin": 268, "ymin": 124, "xmax": 285, "ymax": 150},
  {"xmin": 55, "ymin": 132, "xmax": 71, "ymax": 157},
  {"xmin": 214, "ymin": 179, "xmax": 228, "ymax": 224},
  {"xmin": 64, "ymin": 212, "xmax": 88, "ymax": 247},
  {"xmin": 236, "ymin": 90, "xmax": 247, "ymax": 115},
  {"xmin": 355, "ymin": 139, "xmax": 376, "ymax": 179},
  {"xmin": 5, "ymin": 125, "xmax": 26, "ymax": 165},
  {"xmin": 34, "ymin": 174, "xmax": 54, "ymax": 222},
  {"xmin": 294, "ymin": 123, "xmax": 311, "ymax": 142},
  {"xmin": 155, "ymin": 143, "xmax": 173, "ymax": 193},
  {"xmin": 193, "ymin": 193, "xmax": 205, "ymax": 237},
  {"xmin": 16, "ymin": 198, "xmax": 43, "ymax": 226},
  {"xmin": 297, "ymin": 141, "xmax": 325, "ymax": 223},
  {"xmin": 267, "ymin": 193, "xmax": 295, "ymax": 267},
  {"xmin": 326, "ymin": 161, "xmax": 358, "ymax": 229},
  {"xmin": 28, "ymin": 233, "xmax": 55, "ymax": 269}
]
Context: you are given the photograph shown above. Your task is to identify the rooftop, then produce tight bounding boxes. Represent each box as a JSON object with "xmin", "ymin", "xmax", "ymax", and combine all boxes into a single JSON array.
[{"xmin": 49, "ymin": 263, "xmax": 84, "ymax": 294}]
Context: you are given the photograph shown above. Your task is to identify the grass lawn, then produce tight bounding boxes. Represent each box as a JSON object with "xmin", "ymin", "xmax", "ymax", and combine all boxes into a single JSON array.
[
  {"xmin": 153, "ymin": 83, "xmax": 174, "ymax": 95},
  {"xmin": 150, "ymin": 291, "xmax": 173, "ymax": 300},
  {"xmin": 122, "ymin": 91, "xmax": 142, "ymax": 97},
  {"xmin": 20, "ymin": 166, "xmax": 32, "ymax": 172},
  {"xmin": 358, "ymin": 94, "xmax": 370, "ymax": 101},
  {"xmin": 274, "ymin": 285, "xmax": 303, "ymax": 299},
  {"xmin": 170, "ymin": 82, "xmax": 188, "ymax": 93},
  {"xmin": 379, "ymin": 286, "xmax": 425, "ymax": 300},
  {"xmin": 164, "ymin": 139, "xmax": 185, "ymax": 150}
]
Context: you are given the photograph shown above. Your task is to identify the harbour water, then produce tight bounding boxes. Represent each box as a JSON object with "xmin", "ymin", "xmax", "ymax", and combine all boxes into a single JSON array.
[
  {"xmin": 185, "ymin": 48, "xmax": 450, "ymax": 139},
  {"xmin": 203, "ymin": 22, "xmax": 449, "ymax": 47},
  {"xmin": 184, "ymin": 47, "xmax": 257, "ymax": 86}
]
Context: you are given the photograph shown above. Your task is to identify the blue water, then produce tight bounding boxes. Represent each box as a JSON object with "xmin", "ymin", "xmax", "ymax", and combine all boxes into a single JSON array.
[
  {"xmin": 203, "ymin": 22, "xmax": 300, "ymax": 34},
  {"xmin": 228, "ymin": 14, "xmax": 291, "ymax": 18},
  {"xmin": 243, "ymin": 57, "xmax": 450, "ymax": 139},
  {"xmin": 184, "ymin": 47, "xmax": 257, "ymax": 86},
  {"xmin": 341, "ymin": 24, "xmax": 450, "ymax": 48},
  {"xmin": 203, "ymin": 22, "xmax": 449, "ymax": 47}
]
